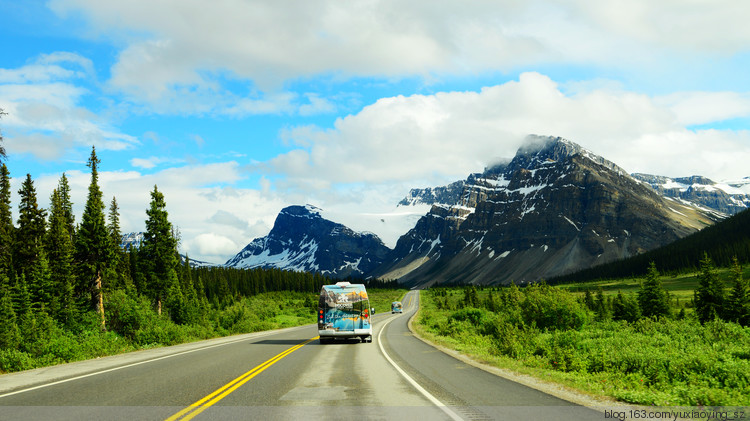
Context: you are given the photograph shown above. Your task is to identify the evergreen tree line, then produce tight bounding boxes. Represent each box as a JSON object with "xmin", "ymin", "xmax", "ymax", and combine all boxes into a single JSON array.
[
  {"xmin": 550, "ymin": 207, "xmax": 750, "ymax": 284},
  {"xmin": 432, "ymin": 253, "xmax": 749, "ymax": 328},
  {"xmin": 578, "ymin": 256, "xmax": 750, "ymax": 327},
  {"xmin": 0, "ymin": 146, "xmax": 357, "ymax": 350}
]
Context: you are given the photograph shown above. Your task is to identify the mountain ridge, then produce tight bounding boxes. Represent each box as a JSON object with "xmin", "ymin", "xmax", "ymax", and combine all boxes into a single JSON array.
[{"xmin": 373, "ymin": 135, "xmax": 721, "ymax": 286}]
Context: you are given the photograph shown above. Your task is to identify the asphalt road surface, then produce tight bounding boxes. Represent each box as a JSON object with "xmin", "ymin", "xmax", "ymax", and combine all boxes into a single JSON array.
[{"xmin": 0, "ymin": 290, "xmax": 604, "ymax": 420}]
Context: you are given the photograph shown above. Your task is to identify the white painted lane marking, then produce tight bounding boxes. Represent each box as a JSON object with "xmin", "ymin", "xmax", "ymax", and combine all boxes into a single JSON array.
[{"xmin": 377, "ymin": 292, "xmax": 464, "ymax": 421}]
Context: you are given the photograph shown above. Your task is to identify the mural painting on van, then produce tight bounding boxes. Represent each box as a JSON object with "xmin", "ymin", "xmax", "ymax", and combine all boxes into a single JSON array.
[
  {"xmin": 318, "ymin": 282, "xmax": 372, "ymax": 343},
  {"xmin": 318, "ymin": 284, "xmax": 371, "ymax": 332}
]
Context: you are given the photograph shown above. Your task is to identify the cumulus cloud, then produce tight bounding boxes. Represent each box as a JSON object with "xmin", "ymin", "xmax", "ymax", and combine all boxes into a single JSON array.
[
  {"xmin": 23, "ymin": 161, "xmax": 287, "ymax": 263},
  {"xmin": 0, "ymin": 53, "xmax": 138, "ymax": 160},
  {"xmin": 47, "ymin": 0, "xmax": 750, "ymax": 112},
  {"xmin": 257, "ymin": 73, "xmax": 750, "ymax": 191}
]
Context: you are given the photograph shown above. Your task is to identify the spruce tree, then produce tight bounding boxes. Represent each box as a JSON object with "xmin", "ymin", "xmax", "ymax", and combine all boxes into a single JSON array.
[
  {"xmin": 694, "ymin": 253, "xmax": 725, "ymax": 323},
  {"xmin": 15, "ymin": 175, "xmax": 47, "ymax": 272},
  {"xmin": 139, "ymin": 185, "xmax": 181, "ymax": 318},
  {"xmin": 637, "ymin": 262, "xmax": 671, "ymax": 319},
  {"xmin": 727, "ymin": 257, "xmax": 749, "ymax": 326},
  {"xmin": 594, "ymin": 288, "xmax": 610, "ymax": 321},
  {"xmin": 75, "ymin": 147, "xmax": 109, "ymax": 329},
  {"xmin": 0, "ymin": 164, "xmax": 13, "ymax": 286},
  {"xmin": 106, "ymin": 196, "xmax": 129, "ymax": 291},
  {"xmin": 612, "ymin": 291, "xmax": 640, "ymax": 323},
  {"xmin": 47, "ymin": 181, "xmax": 77, "ymax": 325},
  {"xmin": 15, "ymin": 174, "xmax": 52, "ymax": 311},
  {"xmin": 56, "ymin": 173, "xmax": 76, "ymax": 236}
]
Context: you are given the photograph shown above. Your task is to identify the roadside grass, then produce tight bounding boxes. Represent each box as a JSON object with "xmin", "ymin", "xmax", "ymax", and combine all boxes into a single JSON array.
[
  {"xmin": 413, "ymin": 287, "xmax": 750, "ymax": 407},
  {"xmin": 0, "ymin": 288, "xmax": 407, "ymax": 374}
]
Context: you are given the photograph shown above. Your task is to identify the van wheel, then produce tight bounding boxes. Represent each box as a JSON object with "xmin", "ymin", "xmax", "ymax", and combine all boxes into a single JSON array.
[{"xmin": 319, "ymin": 337, "xmax": 331, "ymax": 344}]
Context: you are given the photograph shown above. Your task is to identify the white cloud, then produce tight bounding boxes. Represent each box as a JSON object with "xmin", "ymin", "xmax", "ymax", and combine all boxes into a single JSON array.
[
  {"xmin": 47, "ymin": 0, "xmax": 750, "ymax": 112},
  {"xmin": 24, "ymin": 161, "xmax": 288, "ymax": 264},
  {"xmin": 258, "ymin": 73, "xmax": 750, "ymax": 192},
  {"xmin": 190, "ymin": 233, "xmax": 239, "ymax": 262},
  {"xmin": 656, "ymin": 92, "xmax": 750, "ymax": 127},
  {"xmin": 0, "ymin": 53, "xmax": 138, "ymax": 160}
]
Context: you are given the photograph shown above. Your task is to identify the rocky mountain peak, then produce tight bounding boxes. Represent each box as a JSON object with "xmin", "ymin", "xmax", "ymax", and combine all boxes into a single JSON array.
[
  {"xmin": 509, "ymin": 135, "xmax": 627, "ymax": 176},
  {"xmin": 377, "ymin": 135, "xmax": 720, "ymax": 286},
  {"xmin": 225, "ymin": 204, "xmax": 390, "ymax": 279}
]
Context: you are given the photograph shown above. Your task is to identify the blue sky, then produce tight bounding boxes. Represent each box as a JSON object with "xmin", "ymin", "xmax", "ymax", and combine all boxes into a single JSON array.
[{"xmin": 2, "ymin": 0, "xmax": 750, "ymax": 263}]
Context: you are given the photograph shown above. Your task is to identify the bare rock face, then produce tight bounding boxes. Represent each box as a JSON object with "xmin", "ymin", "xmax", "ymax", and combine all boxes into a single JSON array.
[
  {"xmin": 376, "ymin": 135, "xmax": 720, "ymax": 286},
  {"xmin": 226, "ymin": 205, "xmax": 390, "ymax": 279}
]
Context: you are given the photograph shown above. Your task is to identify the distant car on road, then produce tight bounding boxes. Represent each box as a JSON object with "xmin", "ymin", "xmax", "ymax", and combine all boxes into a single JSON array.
[
  {"xmin": 318, "ymin": 282, "xmax": 372, "ymax": 344},
  {"xmin": 391, "ymin": 301, "xmax": 403, "ymax": 314}
]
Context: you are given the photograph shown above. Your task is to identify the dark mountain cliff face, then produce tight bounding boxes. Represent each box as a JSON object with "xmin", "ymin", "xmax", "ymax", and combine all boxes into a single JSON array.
[
  {"xmin": 375, "ymin": 135, "xmax": 719, "ymax": 286},
  {"xmin": 226, "ymin": 205, "xmax": 390, "ymax": 279}
]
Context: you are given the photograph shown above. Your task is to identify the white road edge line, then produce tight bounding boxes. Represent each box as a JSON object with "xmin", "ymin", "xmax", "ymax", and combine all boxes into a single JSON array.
[
  {"xmin": 0, "ymin": 325, "xmax": 309, "ymax": 399},
  {"xmin": 377, "ymin": 296, "xmax": 464, "ymax": 421}
]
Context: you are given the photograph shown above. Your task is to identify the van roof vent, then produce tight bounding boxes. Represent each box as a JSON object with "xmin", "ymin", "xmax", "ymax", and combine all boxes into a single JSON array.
[{"xmin": 335, "ymin": 281, "xmax": 352, "ymax": 287}]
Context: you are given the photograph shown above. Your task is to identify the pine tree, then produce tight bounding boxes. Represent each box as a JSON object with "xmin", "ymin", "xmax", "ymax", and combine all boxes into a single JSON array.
[
  {"xmin": 15, "ymin": 174, "xmax": 52, "ymax": 311},
  {"xmin": 15, "ymin": 175, "xmax": 47, "ymax": 273},
  {"xmin": 75, "ymin": 147, "xmax": 109, "ymax": 329},
  {"xmin": 56, "ymin": 173, "xmax": 76, "ymax": 236},
  {"xmin": 583, "ymin": 289, "xmax": 595, "ymax": 311},
  {"xmin": 139, "ymin": 185, "xmax": 181, "ymax": 318},
  {"xmin": 47, "ymin": 181, "xmax": 77, "ymax": 325},
  {"xmin": 727, "ymin": 256, "xmax": 749, "ymax": 326},
  {"xmin": 594, "ymin": 288, "xmax": 610, "ymax": 321},
  {"xmin": 637, "ymin": 262, "xmax": 671, "ymax": 319},
  {"xmin": 612, "ymin": 291, "xmax": 641, "ymax": 323},
  {"xmin": 694, "ymin": 253, "xmax": 725, "ymax": 323},
  {"xmin": 0, "ymin": 164, "xmax": 13, "ymax": 286},
  {"xmin": 105, "ymin": 196, "xmax": 129, "ymax": 290}
]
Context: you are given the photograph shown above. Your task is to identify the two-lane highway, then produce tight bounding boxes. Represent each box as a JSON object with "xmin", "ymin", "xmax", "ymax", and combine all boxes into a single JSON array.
[{"xmin": 0, "ymin": 290, "xmax": 603, "ymax": 420}]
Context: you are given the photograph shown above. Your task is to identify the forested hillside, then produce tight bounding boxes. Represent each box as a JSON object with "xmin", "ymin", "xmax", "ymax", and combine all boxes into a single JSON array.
[{"xmin": 551, "ymin": 207, "xmax": 750, "ymax": 284}]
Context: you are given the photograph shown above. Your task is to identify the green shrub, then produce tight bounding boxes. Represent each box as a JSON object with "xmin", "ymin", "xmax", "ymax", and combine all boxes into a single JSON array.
[
  {"xmin": 521, "ymin": 284, "xmax": 589, "ymax": 331},
  {"xmin": 0, "ymin": 348, "xmax": 35, "ymax": 373}
]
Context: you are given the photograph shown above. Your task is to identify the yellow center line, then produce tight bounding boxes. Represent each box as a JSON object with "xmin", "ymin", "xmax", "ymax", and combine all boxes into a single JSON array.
[{"xmin": 166, "ymin": 336, "xmax": 318, "ymax": 421}]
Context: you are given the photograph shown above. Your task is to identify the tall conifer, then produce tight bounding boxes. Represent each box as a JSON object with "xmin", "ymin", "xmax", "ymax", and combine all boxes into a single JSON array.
[
  {"xmin": 727, "ymin": 257, "xmax": 749, "ymax": 326},
  {"xmin": 75, "ymin": 147, "xmax": 109, "ymax": 329},
  {"xmin": 694, "ymin": 253, "xmax": 725, "ymax": 323},
  {"xmin": 140, "ymin": 185, "xmax": 181, "ymax": 318},
  {"xmin": 47, "ymin": 179, "xmax": 77, "ymax": 325},
  {"xmin": 0, "ymin": 164, "xmax": 13, "ymax": 286},
  {"xmin": 637, "ymin": 262, "xmax": 671, "ymax": 319},
  {"xmin": 106, "ymin": 196, "xmax": 129, "ymax": 290},
  {"xmin": 15, "ymin": 174, "xmax": 51, "ymax": 311}
]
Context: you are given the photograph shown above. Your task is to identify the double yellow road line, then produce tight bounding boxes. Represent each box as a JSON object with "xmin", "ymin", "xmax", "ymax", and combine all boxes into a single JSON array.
[{"xmin": 166, "ymin": 336, "xmax": 318, "ymax": 421}]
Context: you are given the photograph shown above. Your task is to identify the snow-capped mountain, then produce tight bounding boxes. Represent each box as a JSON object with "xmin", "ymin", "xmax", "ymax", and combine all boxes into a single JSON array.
[
  {"xmin": 631, "ymin": 174, "xmax": 750, "ymax": 215},
  {"xmin": 373, "ymin": 135, "xmax": 722, "ymax": 286},
  {"xmin": 119, "ymin": 232, "xmax": 216, "ymax": 268},
  {"xmin": 120, "ymin": 232, "xmax": 144, "ymax": 250},
  {"xmin": 225, "ymin": 205, "xmax": 391, "ymax": 278}
]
